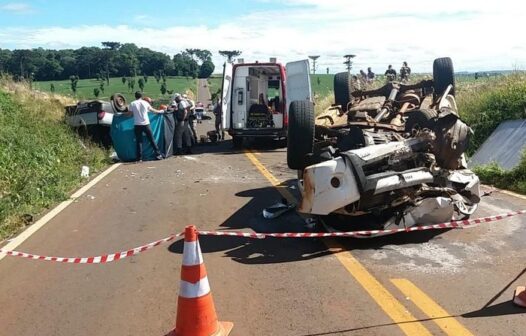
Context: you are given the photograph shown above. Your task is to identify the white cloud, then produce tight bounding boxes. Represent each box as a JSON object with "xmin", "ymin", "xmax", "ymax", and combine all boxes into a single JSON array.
[
  {"xmin": 1, "ymin": 2, "xmax": 34, "ymax": 14},
  {"xmin": 1, "ymin": 0, "xmax": 525, "ymax": 72}
]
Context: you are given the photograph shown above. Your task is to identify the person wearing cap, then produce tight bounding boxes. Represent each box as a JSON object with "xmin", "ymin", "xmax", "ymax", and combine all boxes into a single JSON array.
[
  {"xmin": 183, "ymin": 93, "xmax": 198, "ymax": 144},
  {"xmin": 126, "ymin": 91, "xmax": 164, "ymax": 161},
  {"xmin": 173, "ymin": 94, "xmax": 192, "ymax": 155}
]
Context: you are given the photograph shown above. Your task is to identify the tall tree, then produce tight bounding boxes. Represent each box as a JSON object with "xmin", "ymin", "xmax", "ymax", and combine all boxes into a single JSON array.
[
  {"xmin": 219, "ymin": 50, "xmax": 242, "ymax": 63},
  {"xmin": 199, "ymin": 60, "xmax": 215, "ymax": 78}
]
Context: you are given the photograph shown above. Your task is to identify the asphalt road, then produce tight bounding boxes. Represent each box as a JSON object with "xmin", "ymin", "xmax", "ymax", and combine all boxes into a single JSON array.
[{"xmin": 0, "ymin": 84, "xmax": 525, "ymax": 335}]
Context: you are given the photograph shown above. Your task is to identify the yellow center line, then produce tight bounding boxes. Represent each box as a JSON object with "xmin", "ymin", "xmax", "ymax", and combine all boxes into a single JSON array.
[
  {"xmin": 244, "ymin": 150, "xmax": 432, "ymax": 336},
  {"xmin": 245, "ymin": 151, "xmax": 296, "ymax": 204},
  {"xmin": 391, "ymin": 279, "xmax": 474, "ymax": 336}
]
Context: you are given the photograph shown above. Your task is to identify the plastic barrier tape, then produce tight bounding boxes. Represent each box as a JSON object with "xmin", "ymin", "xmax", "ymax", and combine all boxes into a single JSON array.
[
  {"xmin": 0, "ymin": 233, "xmax": 183, "ymax": 264},
  {"xmin": 1, "ymin": 210, "xmax": 524, "ymax": 263}
]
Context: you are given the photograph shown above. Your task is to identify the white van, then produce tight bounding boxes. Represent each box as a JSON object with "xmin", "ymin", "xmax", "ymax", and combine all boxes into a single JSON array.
[{"xmin": 220, "ymin": 59, "xmax": 312, "ymax": 147}]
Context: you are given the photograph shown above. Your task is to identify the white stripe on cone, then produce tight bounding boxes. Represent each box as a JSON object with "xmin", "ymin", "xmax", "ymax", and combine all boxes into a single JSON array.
[
  {"xmin": 179, "ymin": 277, "xmax": 211, "ymax": 298},
  {"xmin": 182, "ymin": 240, "xmax": 204, "ymax": 266}
]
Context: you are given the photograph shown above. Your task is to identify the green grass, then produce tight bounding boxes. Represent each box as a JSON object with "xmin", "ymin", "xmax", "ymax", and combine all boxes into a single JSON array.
[
  {"xmin": 207, "ymin": 76, "xmax": 222, "ymax": 100},
  {"xmin": 311, "ymin": 74, "xmax": 334, "ymax": 98},
  {"xmin": 473, "ymin": 157, "xmax": 526, "ymax": 194},
  {"xmin": 0, "ymin": 80, "xmax": 109, "ymax": 240},
  {"xmin": 34, "ymin": 76, "xmax": 198, "ymax": 106}
]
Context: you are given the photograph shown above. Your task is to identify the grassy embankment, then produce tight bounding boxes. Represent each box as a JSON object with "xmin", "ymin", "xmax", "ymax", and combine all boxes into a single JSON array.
[
  {"xmin": 0, "ymin": 79, "xmax": 109, "ymax": 240},
  {"xmin": 34, "ymin": 76, "xmax": 198, "ymax": 105}
]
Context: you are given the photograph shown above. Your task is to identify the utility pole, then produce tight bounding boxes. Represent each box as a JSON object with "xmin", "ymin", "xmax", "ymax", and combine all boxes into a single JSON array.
[
  {"xmin": 343, "ymin": 54, "xmax": 356, "ymax": 73},
  {"xmin": 308, "ymin": 55, "xmax": 320, "ymax": 74}
]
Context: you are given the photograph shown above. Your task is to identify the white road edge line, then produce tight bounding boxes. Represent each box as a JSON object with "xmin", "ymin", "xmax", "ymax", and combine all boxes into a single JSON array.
[{"xmin": 0, "ymin": 163, "xmax": 122, "ymax": 262}]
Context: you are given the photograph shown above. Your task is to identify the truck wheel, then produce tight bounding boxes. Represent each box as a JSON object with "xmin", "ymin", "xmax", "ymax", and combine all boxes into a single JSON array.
[
  {"xmin": 433, "ymin": 57, "xmax": 455, "ymax": 97},
  {"xmin": 334, "ymin": 72, "xmax": 352, "ymax": 111},
  {"xmin": 110, "ymin": 93, "xmax": 127, "ymax": 112},
  {"xmin": 287, "ymin": 100, "xmax": 314, "ymax": 170},
  {"xmin": 405, "ymin": 109, "xmax": 438, "ymax": 133},
  {"xmin": 232, "ymin": 136, "xmax": 243, "ymax": 148}
]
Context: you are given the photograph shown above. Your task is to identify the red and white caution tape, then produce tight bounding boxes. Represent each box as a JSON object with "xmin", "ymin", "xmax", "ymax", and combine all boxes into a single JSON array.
[
  {"xmin": 198, "ymin": 210, "xmax": 526, "ymax": 239},
  {"xmin": 1, "ymin": 210, "xmax": 524, "ymax": 263},
  {"xmin": 0, "ymin": 233, "xmax": 183, "ymax": 264}
]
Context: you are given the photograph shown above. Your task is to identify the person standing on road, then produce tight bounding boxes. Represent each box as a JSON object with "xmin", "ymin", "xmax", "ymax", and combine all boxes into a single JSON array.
[
  {"xmin": 173, "ymin": 94, "xmax": 192, "ymax": 155},
  {"xmin": 400, "ymin": 62, "xmax": 411, "ymax": 82},
  {"xmin": 213, "ymin": 99, "xmax": 225, "ymax": 141},
  {"xmin": 385, "ymin": 65, "xmax": 397, "ymax": 82},
  {"xmin": 183, "ymin": 93, "xmax": 198, "ymax": 144},
  {"xmin": 126, "ymin": 91, "xmax": 164, "ymax": 162}
]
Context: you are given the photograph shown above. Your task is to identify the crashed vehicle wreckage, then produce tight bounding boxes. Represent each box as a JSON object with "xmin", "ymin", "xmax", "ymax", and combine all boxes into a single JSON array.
[{"xmin": 287, "ymin": 57, "xmax": 480, "ymax": 236}]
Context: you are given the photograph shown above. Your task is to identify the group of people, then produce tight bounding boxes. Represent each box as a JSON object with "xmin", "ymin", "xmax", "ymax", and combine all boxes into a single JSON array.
[
  {"xmin": 126, "ymin": 91, "xmax": 201, "ymax": 162},
  {"xmin": 358, "ymin": 61, "xmax": 412, "ymax": 84}
]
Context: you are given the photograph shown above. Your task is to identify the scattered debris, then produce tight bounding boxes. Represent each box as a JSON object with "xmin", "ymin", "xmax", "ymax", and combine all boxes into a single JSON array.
[
  {"xmin": 263, "ymin": 199, "xmax": 296, "ymax": 219},
  {"xmin": 81, "ymin": 166, "xmax": 90, "ymax": 178}
]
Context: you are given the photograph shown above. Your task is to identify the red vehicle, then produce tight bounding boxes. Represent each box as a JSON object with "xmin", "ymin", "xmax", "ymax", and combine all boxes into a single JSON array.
[{"xmin": 220, "ymin": 58, "xmax": 311, "ymax": 147}]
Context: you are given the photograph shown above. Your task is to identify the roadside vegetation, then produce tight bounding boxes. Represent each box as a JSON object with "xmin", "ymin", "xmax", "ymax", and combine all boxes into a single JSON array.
[
  {"xmin": 456, "ymin": 72, "xmax": 526, "ymax": 193},
  {"xmin": 0, "ymin": 78, "xmax": 109, "ymax": 240}
]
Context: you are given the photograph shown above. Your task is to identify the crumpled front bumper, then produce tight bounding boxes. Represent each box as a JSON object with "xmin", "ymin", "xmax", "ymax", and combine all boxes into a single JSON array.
[{"xmin": 298, "ymin": 156, "xmax": 361, "ymax": 215}]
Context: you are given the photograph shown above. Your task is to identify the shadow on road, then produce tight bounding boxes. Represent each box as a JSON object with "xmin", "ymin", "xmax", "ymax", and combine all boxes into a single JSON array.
[
  {"xmin": 168, "ymin": 179, "xmax": 450, "ymax": 264},
  {"xmin": 296, "ymin": 301, "xmax": 525, "ymax": 336}
]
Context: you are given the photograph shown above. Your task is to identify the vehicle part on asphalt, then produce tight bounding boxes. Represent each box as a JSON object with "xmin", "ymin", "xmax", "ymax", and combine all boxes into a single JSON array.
[
  {"xmin": 263, "ymin": 201, "xmax": 296, "ymax": 219},
  {"xmin": 288, "ymin": 57, "xmax": 480, "ymax": 236}
]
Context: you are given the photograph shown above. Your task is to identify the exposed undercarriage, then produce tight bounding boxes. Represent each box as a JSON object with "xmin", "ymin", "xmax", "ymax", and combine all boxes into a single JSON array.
[{"xmin": 287, "ymin": 57, "xmax": 480, "ymax": 236}]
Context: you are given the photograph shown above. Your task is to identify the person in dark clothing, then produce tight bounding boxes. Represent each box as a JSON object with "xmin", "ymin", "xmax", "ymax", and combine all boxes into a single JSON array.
[
  {"xmin": 126, "ymin": 91, "xmax": 164, "ymax": 162},
  {"xmin": 367, "ymin": 67, "xmax": 375, "ymax": 83},
  {"xmin": 213, "ymin": 99, "xmax": 225, "ymax": 140},
  {"xmin": 385, "ymin": 65, "xmax": 397, "ymax": 82},
  {"xmin": 400, "ymin": 61, "xmax": 411, "ymax": 82},
  {"xmin": 173, "ymin": 94, "xmax": 192, "ymax": 155}
]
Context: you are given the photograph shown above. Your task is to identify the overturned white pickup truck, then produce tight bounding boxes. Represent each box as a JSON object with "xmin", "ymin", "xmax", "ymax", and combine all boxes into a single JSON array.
[{"xmin": 287, "ymin": 57, "xmax": 480, "ymax": 235}]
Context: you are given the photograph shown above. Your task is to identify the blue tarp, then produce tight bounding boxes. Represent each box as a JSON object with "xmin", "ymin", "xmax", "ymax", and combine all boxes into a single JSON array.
[{"xmin": 111, "ymin": 113, "xmax": 173, "ymax": 162}]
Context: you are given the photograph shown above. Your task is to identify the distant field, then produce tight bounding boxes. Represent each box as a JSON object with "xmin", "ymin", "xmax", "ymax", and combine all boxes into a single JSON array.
[
  {"xmin": 207, "ymin": 76, "xmax": 222, "ymax": 100},
  {"xmin": 202, "ymin": 72, "xmax": 503, "ymax": 107},
  {"xmin": 311, "ymin": 74, "xmax": 334, "ymax": 98},
  {"xmin": 33, "ymin": 76, "xmax": 198, "ymax": 106}
]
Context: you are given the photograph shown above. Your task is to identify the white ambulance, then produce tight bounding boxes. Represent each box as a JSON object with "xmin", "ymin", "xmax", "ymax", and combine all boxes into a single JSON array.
[{"xmin": 220, "ymin": 58, "xmax": 312, "ymax": 147}]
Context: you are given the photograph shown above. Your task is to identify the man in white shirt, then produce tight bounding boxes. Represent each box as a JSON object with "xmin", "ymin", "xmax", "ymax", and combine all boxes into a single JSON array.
[{"xmin": 126, "ymin": 91, "xmax": 164, "ymax": 161}]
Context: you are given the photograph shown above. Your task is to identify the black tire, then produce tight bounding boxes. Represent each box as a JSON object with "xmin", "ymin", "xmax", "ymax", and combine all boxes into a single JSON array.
[
  {"xmin": 287, "ymin": 100, "xmax": 315, "ymax": 170},
  {"xmin": 232, "ymin": 136, "xmax": 243, "ymax": 148},
  {"xmin": 433, "ymin": 57, "xmax": 455, "ymax": 97},
  {"xmin": 334, "ymin": 72, "xmax": 352, "ymax": 111},
  {"xmin": 110, "ymin": 93, "xmax": 127, "ymax": 112},
  {"xmin": 405, "ymin": 109, "xmax": 438, "ymax": 133}
]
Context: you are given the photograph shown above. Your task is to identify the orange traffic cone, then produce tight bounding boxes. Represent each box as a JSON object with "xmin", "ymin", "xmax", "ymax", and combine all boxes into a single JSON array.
[
  {"xmin": 513, "ymin": 286, "xmax": 526, "ymax": 308},
  {"xmin": 173, "ymin": 226, "xmax": 233, "ymax": 336}
]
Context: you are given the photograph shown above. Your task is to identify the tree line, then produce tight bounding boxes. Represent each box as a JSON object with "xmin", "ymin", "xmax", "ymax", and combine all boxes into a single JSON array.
[{"xmin": 0, "ymin": 42, "xmax": 216, "ymax": 81}]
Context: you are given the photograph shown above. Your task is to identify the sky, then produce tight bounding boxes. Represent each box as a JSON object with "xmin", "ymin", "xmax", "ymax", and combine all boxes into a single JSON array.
[{"xmin": 0, "ymin": 0, "xmax": 525, "ymax": 73}]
